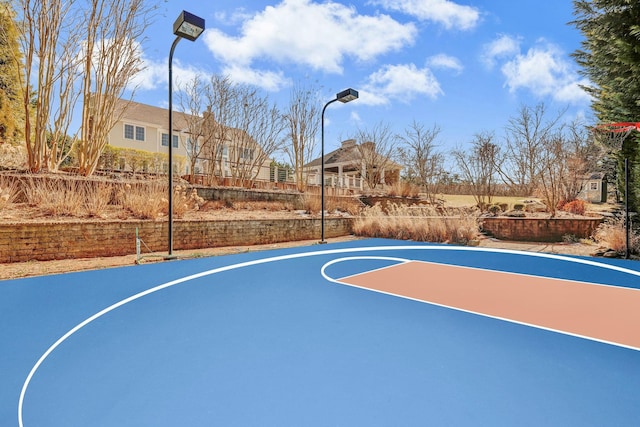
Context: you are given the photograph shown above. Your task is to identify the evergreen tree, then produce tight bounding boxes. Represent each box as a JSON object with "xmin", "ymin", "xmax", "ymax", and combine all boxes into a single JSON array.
[
  {"xmin": 0, "ymin": 2, "xmax": 23, "ymax": 145},
  {"xmin": 572, "ymin": 0, "xmax": 640, "ymax": 210}
]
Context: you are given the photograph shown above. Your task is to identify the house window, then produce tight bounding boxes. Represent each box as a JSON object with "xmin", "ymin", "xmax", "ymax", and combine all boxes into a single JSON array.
[
  {"xmin": 216, "ymin": 144, "xmax": 228, "ymax": 157},
  {"xmin": 125, "ymin": 124, "xmax": 145, "ymax": 141},
  {"xmin": 240, "ymin": 147, "xmax": 254, "ymax": 161},
  {"xmin": 590, "ymin": 182, "xmax": 598, "ymax": 191},
  {"xmin": 161, "ymin": 133, "xmax": 179, "ymax": 148},
  {"xmin": 186, "ymin": 138, "xmax": 199, "ymax": 153},
  {"xmin": 124, "ymin": 124, "xmax": 134, "ymax": 140},
  {"xmin": 135, "ymin": 126, "xmax": 145, "ymax": 141}
]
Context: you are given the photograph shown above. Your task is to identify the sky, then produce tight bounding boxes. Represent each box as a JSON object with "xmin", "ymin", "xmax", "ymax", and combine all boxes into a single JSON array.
[{"xmin": 130, "ymin": 0, "xmax": 591, "ymax": 161}]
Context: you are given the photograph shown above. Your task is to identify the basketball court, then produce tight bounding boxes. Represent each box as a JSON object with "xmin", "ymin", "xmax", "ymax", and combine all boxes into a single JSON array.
[{"xmin": 2, "ymin": 238, "xmax": 639, "ymax": 426}]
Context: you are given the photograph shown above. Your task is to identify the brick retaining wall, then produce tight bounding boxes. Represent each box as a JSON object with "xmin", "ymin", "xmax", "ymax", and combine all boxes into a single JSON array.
[
  {"xmin": 479, "ymin": 216, "xmax": 603, "ymax": 242},
  {"xmin": 0, "ymin": 218, "xmax": 353, "ymax": 263}
]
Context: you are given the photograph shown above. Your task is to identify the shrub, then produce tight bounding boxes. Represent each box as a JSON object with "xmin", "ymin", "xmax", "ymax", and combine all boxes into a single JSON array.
[
  {"xmin": 513, "ymin": 203, "xmax": 525, "ymax": 211},
  {"xmin": 172, "ymin": 186, "xmax": 205, "ymax": 218},
  {"xmin": 488, "ymin": 204, "xmax": 502, "ymax": 215},
  {"xmin": 561, "ymin": 199, "xmax": 586, "ymax": 215}
]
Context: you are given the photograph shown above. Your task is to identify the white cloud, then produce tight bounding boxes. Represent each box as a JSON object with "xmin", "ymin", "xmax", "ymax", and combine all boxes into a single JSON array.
[
  {"xmin": 427, "ymin": 53, "xmax": 463, "ymax": 74},
  {"xmin": 361, "ymin": 63, "xmax": 443, "ymax": 105},
  {"xmin": 481, "ymin": 34, "xmax": 521, "ymax": 68},
  {"xmin": 204, "ymin": 0, "xmax": 417, "ymax": 82},
  {"xmin": 220, "ymin": 64, "xmax": 290, "ymax": 92},
  {"xmin": 371, "ymin": 0, "xmax": 480, "ymax": 30},
  {"xmin": 501, "ymin": 41, "xmax": 590, "ymax": 104},
  {"xmin": 129, "ymin": 59, "xmax": 165, "ymax": 91}
]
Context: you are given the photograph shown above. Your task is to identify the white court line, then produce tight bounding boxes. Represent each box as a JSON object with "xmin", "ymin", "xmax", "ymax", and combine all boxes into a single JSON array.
[
  {"xmin": 18, "ymin": 245, "xmax": 640, "ymax": 427},
  {"xmin": 321, "ymin": 257, "xmax": 640, "ymax": 353}
]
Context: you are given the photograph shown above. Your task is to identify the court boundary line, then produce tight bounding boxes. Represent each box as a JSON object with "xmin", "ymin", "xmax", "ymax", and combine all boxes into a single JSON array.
[
  {"xmin": 321, "ymin": 257, "xmax": 640, "ymax": 353},
  {"xmin": 18, "ymin": 244, "xmax": 640, "ymax": 427}
]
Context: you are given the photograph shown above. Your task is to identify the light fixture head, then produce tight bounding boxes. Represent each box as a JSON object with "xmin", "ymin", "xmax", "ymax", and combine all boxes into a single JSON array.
[
  {"xmin": 173, "ymin": 11, "xmax": 205, "ymax": 41},
  {"xmin": 336, "ymin": 88, "xmax": 359, "ymax": 103}
]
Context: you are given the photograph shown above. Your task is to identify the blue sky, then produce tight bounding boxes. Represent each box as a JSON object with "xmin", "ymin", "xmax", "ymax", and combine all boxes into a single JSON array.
[{"xmin": 130, "ymin": 0, "xmax": 591, "ymax": 159}]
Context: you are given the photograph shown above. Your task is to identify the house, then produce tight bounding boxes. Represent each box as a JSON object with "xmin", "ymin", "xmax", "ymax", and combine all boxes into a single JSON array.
[
  {"xmin": 578, "ymin": 172, "xmax": 608, "ymax": 203},
  {"xmin": 106, "ymin": 99, "xmax": 271, "ymax": 182},
  {"xmin": 304, "ymin": 139, "xmax": 401, "ymax": 192}
]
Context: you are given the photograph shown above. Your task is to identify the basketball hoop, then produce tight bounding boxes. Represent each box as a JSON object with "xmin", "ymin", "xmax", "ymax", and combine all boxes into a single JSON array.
[
  {"xmin": 594, "ymin": 122, "xmax": 640, "ymax": 150},
  {"xmin": 593, "ymin": 122, "xmax": 639, "ymax": 260}
]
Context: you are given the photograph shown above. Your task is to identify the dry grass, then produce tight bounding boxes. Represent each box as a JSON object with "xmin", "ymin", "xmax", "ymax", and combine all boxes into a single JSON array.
[
  {"xmin": 0, "ymin": 176, "xmax": 20, "ymax": 209},
  {"xmin": 116, "ymin": 181, "xmax": 168, "ymax": 219},
  {"xmin": 23, "ymin": 178, "xmax": 89, "ymax": 216},
  {"xmin": 302, "ymin": 193, "xmax": 362, "ymax": 215},
  {"xmin": 84, "ymin": 182, "xmax": 114, "ymax": 217},
  {"xmin": 386, "ymin": 180, "xmax": 420, "ymax": 198},
  {"xmin": 353, "ymin": 203, "xmax": 479, "ymax": 244},
  {"xmin": 594, "ymin": 221, "xmax": 640, "ymax": 254}
]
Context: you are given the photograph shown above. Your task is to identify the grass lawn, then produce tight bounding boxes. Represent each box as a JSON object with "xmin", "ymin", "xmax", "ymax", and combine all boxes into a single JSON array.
[
  {"xmin": 440, "ymin": 194, "xmax": 539, "ymax": 208},
  {"xmin": 440, "ymin": 194, "xmax": 617, "ymax": 214}
]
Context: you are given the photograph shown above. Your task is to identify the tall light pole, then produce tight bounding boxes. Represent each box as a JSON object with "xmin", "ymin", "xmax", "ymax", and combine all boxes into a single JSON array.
[
  {"xmin": 167, "ymin": 11, "xmax": 205, "ymax": 258},
  {"xmin": 320, "ymin": 88, "xmax": 358, "ymax": 243}
]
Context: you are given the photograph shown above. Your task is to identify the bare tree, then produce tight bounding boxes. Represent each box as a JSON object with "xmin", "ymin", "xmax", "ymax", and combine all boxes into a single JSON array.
[
  {"xmin": 500, "ymin": 103, "xmax": 566, "ymax": 196},
  {"xmin": 203, "ymin": 75, "xmax": 285, "ymax": 187},
  {"xmin": 15, "ymin": 0, "xmax": 76, "ymax": 172},
  {"xmin": 202, "ymin": 75, "xmax": 234, "ymax": 184},
  {"xmin": 397, "ymin": 121, "xmax": 444, "ymax": 201},
  {"xmin": 228, "ymin": 87, "xmax": 285, "ymax": 186},
  {"xmin": 177, "ymin": 75, "xmax": 208, "ymax": 183},
  {"xmin": 283, "ymin": 82, "xmax": 319, "ymax": 191},
  {"xmin": 559, "ymin": 119, "xmax": 601, "ymax": 202},
  {"xmin": 47, "ymin": 35, "xmax": 82, "ymax": 171},
  {"xmin": 77, "ymin": 0, "xmax": 158, "ymax": 176},
  {"xmin": 452, "ymin": 132, "xmax": 502, "ymax": 208},
  {"xmin": 15, "ymin": 0, "xmax": 157, "ymax": 175},
  {"xmin": 352, "ymin": 121, "xmax": 398, "ymax": 190}
]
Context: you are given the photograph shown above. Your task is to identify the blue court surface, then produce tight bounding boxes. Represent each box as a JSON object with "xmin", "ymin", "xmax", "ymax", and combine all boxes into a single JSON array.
[{"xmin": 2, "ymin": 238, "xmax": 640, "ymax": 426}]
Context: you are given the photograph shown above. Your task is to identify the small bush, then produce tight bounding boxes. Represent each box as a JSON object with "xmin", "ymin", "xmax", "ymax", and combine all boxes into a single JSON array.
[
  {"xmin": 561, "ymin": 199, "xmax": 586, "ymax": 215},
  {"xmin": 172, "ymin": 186, "xmax": 204, "ymax": 218},
  {"xmin": 488, "ymin": 204, "xmax": 502, "ymax": 215},
  {"xmin": 513, "ymin": 203, "xmax": 525, "ymax": 211}
]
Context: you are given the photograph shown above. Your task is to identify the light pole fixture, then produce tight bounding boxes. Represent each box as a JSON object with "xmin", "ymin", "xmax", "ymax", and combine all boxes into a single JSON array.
[
  {"xmin": 167, "ymin": 10, "xmax": 205, "ymax": 258},
  {"xmin": 320, "ymin": 88, "xmax": 359, "ymax": 243}
]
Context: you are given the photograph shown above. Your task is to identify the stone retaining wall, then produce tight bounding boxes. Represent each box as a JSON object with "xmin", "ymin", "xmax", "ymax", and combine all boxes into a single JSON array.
[
  {"xmin": 479, "ymin": 216, "xmax": 603, "ymax": 242},
  {"xmin": 0, "ymin": 218, "xmax": 353, "ymax": 263}
]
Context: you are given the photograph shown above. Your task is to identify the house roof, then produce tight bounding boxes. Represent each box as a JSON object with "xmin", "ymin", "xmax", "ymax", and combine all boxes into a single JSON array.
[
  {"xmin": 305, "ymin": 139, "xmax": 360, "ymax": 168},
  {"xmin": 115, "ymin": 98, "xmax": 193, "ymax": 131},
  {"xmin": 305, "ymin": 139, "xmax": 402, "ymax": 170}
]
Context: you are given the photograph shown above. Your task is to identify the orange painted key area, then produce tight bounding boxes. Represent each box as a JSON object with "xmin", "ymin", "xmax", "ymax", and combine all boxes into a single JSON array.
[{"xmin": 339, "ymin": 261, "xmax": 640, "ymax": 350}]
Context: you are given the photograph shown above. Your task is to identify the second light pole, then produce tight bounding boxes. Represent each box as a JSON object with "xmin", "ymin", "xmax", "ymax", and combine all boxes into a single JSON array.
[
  {"xmin": 167, "ymin": 11, "xmax": 205, "ymax": 258},
  {"xmin": 320, "ymin": 88, "xmax": 359, "ymax": 243}
]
